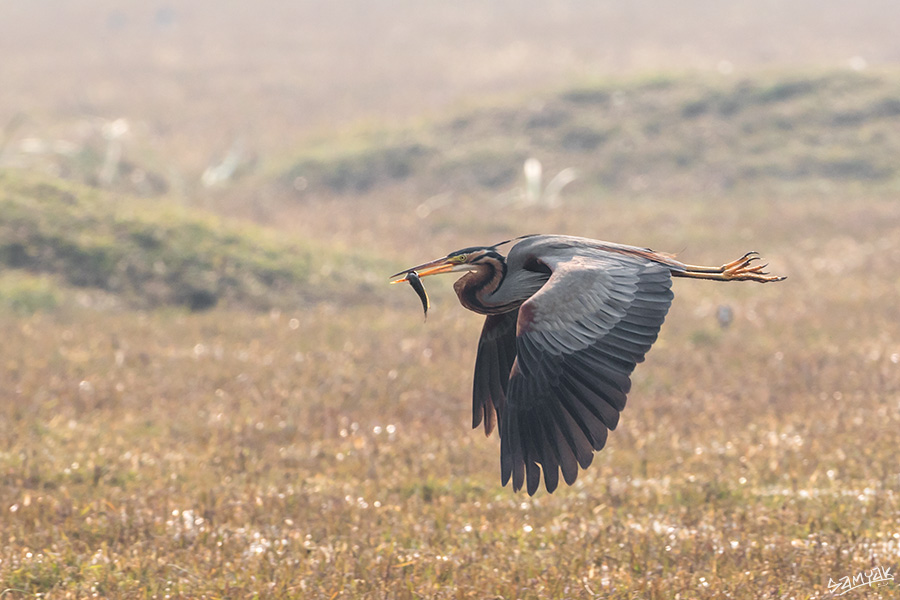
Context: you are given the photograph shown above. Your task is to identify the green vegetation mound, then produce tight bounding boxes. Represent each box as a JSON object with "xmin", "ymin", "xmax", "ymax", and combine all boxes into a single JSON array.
[
  {"xmin": 0, "ymin": 172, "xmax": 371, "ymax": 311},
  {"xmin": 278, "ymin": 72, "xmax": 900, "ymax": 197}
]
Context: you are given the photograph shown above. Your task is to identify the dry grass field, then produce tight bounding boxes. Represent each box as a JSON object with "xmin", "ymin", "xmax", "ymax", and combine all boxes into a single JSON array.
[
  {"xmin": 2, "ymin": 1, "xmax": 900, "ymax": 598},
  {"xmin": 2, "ymin": 181, "xmax": 899, "ymax": 599}
]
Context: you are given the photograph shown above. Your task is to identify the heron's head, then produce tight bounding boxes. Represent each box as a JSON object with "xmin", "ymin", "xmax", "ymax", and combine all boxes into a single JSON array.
[{"xmin": 390, "ymin": 245, "xmax": 507, "ymax": 284}]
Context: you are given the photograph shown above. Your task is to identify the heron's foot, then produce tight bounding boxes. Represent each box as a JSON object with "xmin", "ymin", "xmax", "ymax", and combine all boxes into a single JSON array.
[
  {"xmin": 719, "ymin": 252, "xmax": 785, "ymax": 282},
  {"xmin": 677, "ymin": 251, "xmax": 786, "ymax": 282}
]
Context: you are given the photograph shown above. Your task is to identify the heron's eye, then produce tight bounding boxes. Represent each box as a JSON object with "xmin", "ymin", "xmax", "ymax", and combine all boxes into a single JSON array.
[{"xmin": 449, "ymin": 254, "xmax": 467, "ymax": 264}]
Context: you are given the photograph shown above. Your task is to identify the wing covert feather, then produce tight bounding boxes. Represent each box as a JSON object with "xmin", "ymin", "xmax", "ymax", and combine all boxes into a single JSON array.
[{"xmin": 498, "ymin": 250, "xmax": 674, "ymax": 494}]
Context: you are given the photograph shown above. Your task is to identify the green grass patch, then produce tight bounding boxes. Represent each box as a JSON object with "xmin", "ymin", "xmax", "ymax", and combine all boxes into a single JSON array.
[
  {"xmin": 274, "ymin": 71, "xmax": 900, "ymax": 198},
  {"xmin": 0, "ymin": 271, "xmax": 62, "ymax": 314},
  {"xmin": 0, "ymin": 171, "xmax": 379, "ymax": 310},
  {"xmin": 281, "ymin": 141, "xmax": 434, "ymax": 194}
]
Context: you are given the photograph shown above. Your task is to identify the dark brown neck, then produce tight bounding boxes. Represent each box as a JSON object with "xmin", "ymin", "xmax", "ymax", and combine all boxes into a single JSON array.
[{"xmin": 453, "ymin": 260, "xmax": 513, "ymax": 315}]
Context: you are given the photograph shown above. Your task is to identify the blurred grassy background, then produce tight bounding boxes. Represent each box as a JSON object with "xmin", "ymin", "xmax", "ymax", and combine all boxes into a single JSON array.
[{"xmin": 1, "ymin": 1, "xmax": 899, "ymax": 598}]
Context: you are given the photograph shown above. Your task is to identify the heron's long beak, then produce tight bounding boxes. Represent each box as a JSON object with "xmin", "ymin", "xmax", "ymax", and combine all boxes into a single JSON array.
[{"xmin": 390, "ymin": 257, "xmax": 456, "ymax": 283}]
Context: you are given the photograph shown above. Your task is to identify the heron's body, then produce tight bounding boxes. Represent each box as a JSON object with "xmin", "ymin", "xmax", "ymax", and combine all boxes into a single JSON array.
[{"xmin": 392, "ymin": 234, "xmax": 783, "ymax": 495}]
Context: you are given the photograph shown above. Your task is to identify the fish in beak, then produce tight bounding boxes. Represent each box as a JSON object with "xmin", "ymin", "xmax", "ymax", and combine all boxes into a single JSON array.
[{"xmin": 390, "ymin": 256, "xmax": 466, "ymax": 320}]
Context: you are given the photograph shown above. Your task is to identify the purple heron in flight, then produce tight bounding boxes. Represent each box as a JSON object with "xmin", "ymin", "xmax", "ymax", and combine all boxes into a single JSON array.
[{"xmin": 391, "ymin": 235, "xmax": 784, "ymax": 495}]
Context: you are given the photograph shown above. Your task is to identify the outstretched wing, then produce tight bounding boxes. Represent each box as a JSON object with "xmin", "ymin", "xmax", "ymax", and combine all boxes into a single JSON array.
[
  {"xmin": 472, "ymin": 310, "xmax": 519, "ymax": 436},
  {"xmin": 500, "ymin": 252, "xmax": 674, "ymax": 495}
]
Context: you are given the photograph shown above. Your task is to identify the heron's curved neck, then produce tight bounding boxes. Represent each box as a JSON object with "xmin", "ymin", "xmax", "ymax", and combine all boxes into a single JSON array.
[{"xmin": 453, "ymin": 257, "xmax": 516, "ymax": 315}]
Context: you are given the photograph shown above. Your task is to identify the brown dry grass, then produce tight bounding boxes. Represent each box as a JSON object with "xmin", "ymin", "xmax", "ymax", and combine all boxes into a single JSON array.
[
  {"xmin": 2, "ymin": 189, "xmax": 899, "ymax": 598},
  {"xmin": 2, "ymin": 1, "xmax": 900, "ymax": 597}
]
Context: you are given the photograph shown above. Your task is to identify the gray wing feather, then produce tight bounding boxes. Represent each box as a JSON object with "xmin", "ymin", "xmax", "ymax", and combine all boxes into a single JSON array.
[{"xmin": 500, "ymin": 251, "xmax": 674, "ymax": 494}]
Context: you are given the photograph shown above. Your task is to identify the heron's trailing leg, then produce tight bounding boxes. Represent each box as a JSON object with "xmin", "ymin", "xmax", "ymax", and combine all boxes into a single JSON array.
[{"xmin": 673, "ymin": 251, "xmax": 786, "ymax": 282}]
